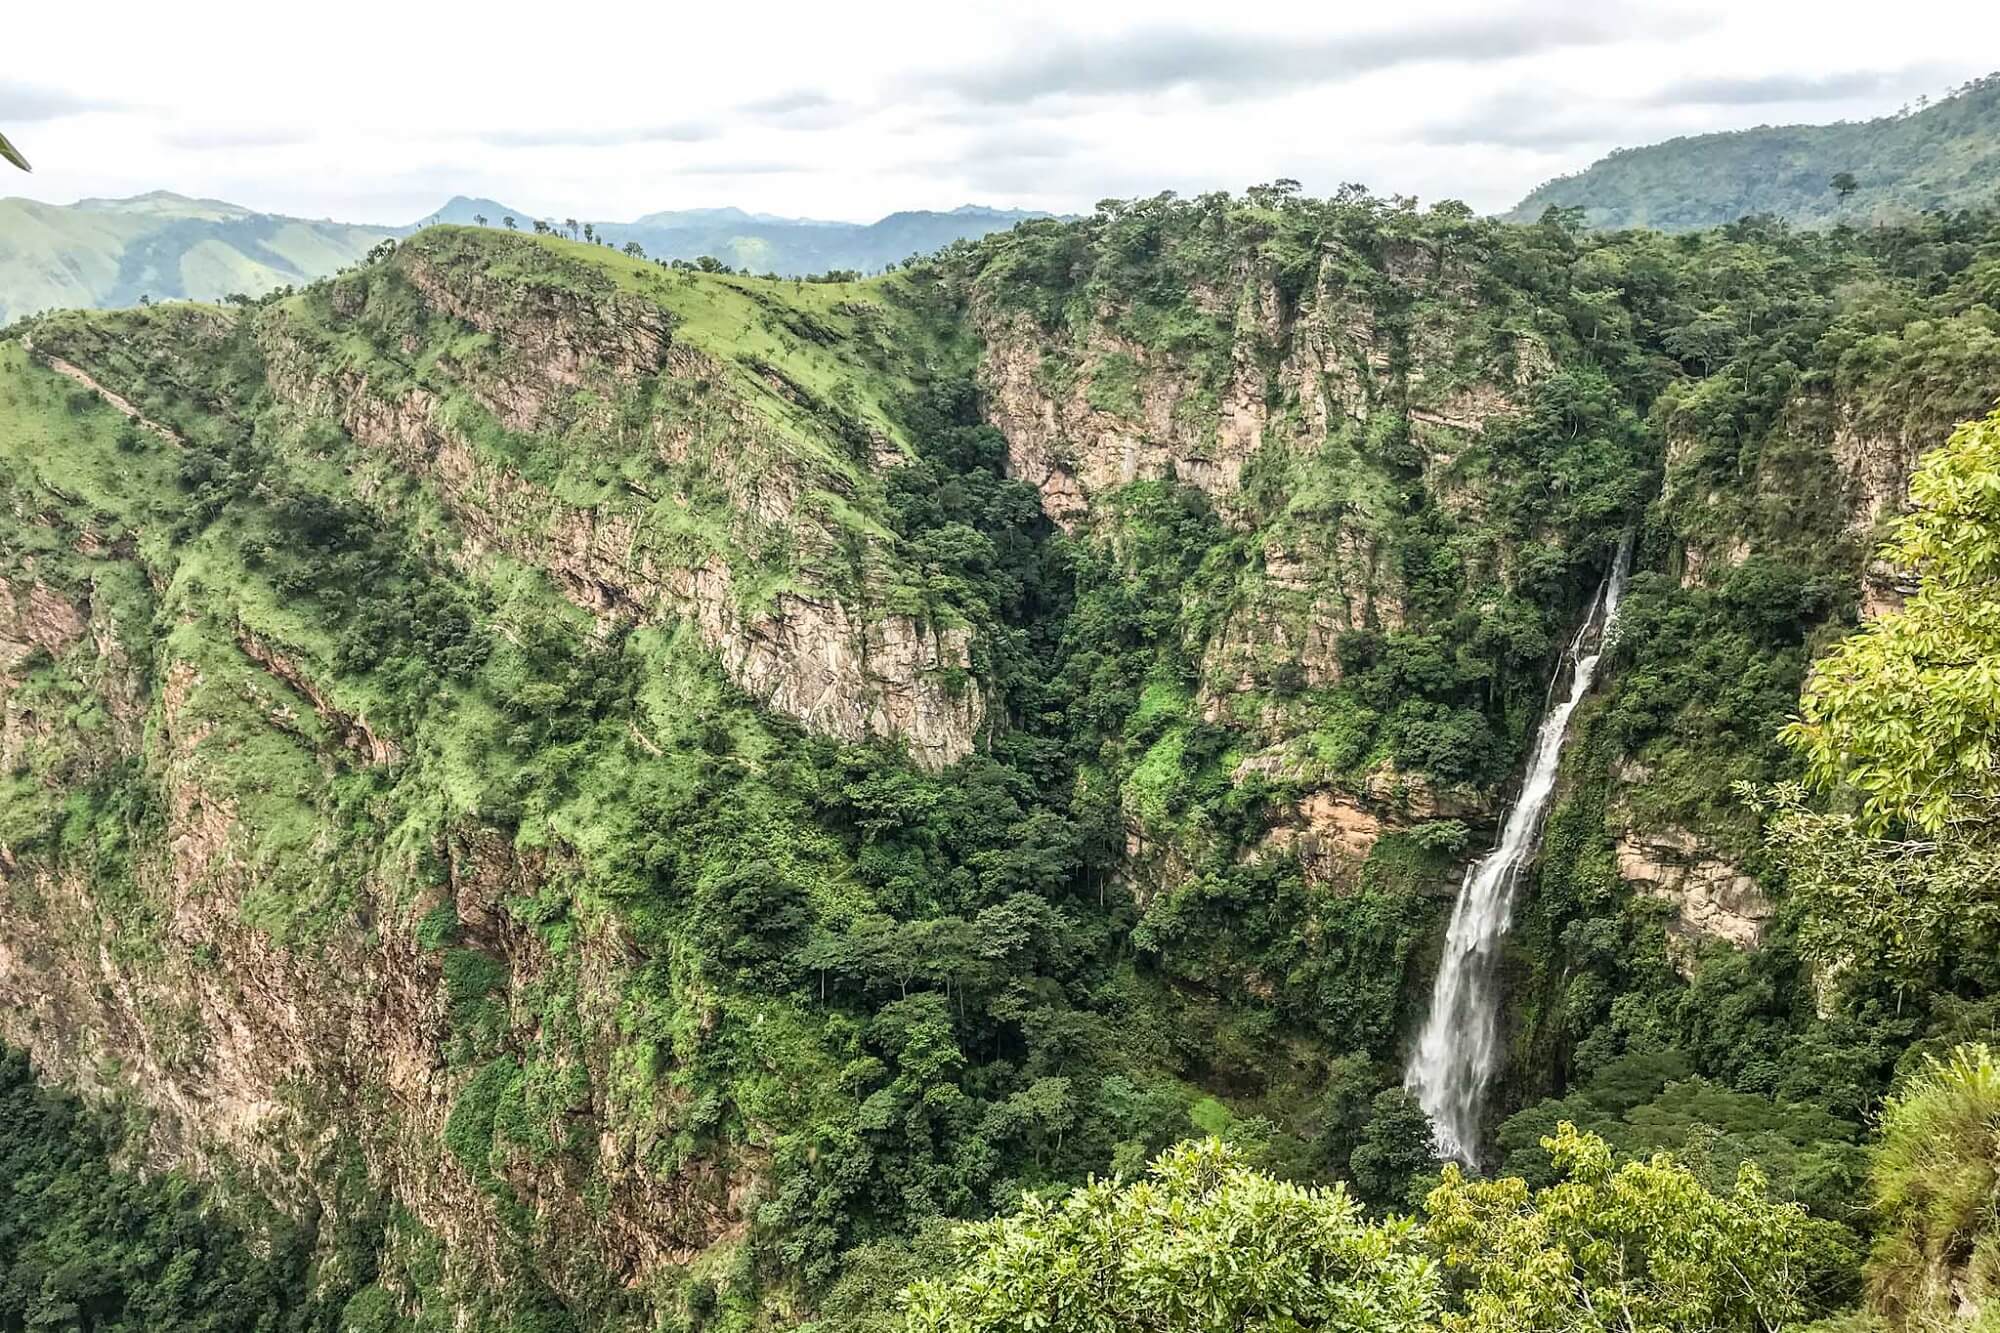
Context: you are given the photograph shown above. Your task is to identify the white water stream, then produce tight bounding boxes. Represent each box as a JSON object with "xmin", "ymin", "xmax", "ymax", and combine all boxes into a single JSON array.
[{"xmin": 1405, "ymin": 537, "xmax": 1632, "ymax": 1166}]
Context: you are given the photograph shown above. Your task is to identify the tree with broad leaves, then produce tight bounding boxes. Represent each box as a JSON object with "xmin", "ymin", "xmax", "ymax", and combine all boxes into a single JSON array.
[
  {"xmin": 1752, "ymin": 406, "xmax": 2000, "ymax": 997},
  {"xmin": 903, "ymin": 1137, "xmax": 1439, "ymax": 1333},
  {"xmin": 1426, "ymin": 1123, "xmax": 1852, "ymax": 1332}
]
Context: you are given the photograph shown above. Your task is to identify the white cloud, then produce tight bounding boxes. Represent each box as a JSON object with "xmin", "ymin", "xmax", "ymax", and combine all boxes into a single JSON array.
[{"xmin": 3, "ymin": 0, "xmax": 1996, "ymax": 224}]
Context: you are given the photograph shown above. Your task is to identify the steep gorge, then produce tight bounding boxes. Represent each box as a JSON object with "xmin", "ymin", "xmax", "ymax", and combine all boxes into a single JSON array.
[{"xmin": 4, "ymin": 196, "xmax": 2000, "ymax": 1330}]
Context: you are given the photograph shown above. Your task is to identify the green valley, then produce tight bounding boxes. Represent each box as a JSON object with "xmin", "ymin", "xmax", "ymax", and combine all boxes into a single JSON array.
[{"xmin": 2, "ymin": 180, "xmax": 1999, "ymax": 1333}]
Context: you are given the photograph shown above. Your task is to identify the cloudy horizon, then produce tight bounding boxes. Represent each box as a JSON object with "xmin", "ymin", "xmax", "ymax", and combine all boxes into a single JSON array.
[{"xmin": 5, "ymin": 0, "xmax": 1997, "ymax": 227}]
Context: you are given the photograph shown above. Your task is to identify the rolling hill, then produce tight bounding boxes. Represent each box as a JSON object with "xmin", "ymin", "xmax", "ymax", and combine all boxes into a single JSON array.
[
  {"xmin": 1509, "ymin": 71, "xmax": 2000, "ymax": 229},
  {"xmin": 0, "ymin": 191, "xmax": 394, "ymax": 325}
]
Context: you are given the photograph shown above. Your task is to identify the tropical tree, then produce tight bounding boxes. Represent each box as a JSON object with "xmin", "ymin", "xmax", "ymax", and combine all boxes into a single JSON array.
[
  {"xmin": 583, "ymin": 222, "xmax": 594, "ymax": 243},
  {"xmin": 564, "ymin": 217, "xmax": 579, "ymax": 240},
  {"xmin": 623, "ymin": 241, "xmax": 645, "ymax": 258},
  {"xmin": 1786, "ymin": 407, "xmax": 2000, "ymax": 834},
  {"xmin": 1425, "ymin": 1123, "xmax": 1848, "ymax": 1332},
  {"xmin": 473, "ymin": 213, "xmax": 487, "ymax": 227},
  {"xmin": 1756, "ymin": 406, "xmax": 2000, "ymax": 991},
  {"xmin": 902, "ymin": 1138, "xmax": 1439, "ymax": 1333},
  {"xmin": 1832, "ymin": 171, "xmax": 1860, "ymax": 200},
  {"xmin": 1348, "ymin": 1089, "xmax": 1442, "ymax": 1211},
  {"xmin": 503, "ymin": 215, "xmax": 516, "ymax": 230}
]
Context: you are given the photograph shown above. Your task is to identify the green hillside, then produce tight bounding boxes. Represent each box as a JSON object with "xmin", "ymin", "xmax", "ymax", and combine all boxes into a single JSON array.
[
  {"xmin": 1509, "ymin": 71, "xmax": 2000, "ymax": 229},
  {"xmin": 0, "ymin": 190, "xmax": 393, "ymax": 325}
]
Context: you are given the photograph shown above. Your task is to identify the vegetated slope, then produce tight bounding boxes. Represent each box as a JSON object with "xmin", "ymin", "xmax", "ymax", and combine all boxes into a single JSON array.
[
  {"xmin": 2, "ymin": 195, "xmax": 1999, "ymax": 1330},
  {"xmin": 1509, "ymin": 72, "xmax": 2000, "ymax": 229},
  {"xmin": 0, "ymin": 190, "xmax": 393, "ymax": 325},
  {"xmin": 0, "ymin": 1049, "xmax": 319, "ymax": 1329}
]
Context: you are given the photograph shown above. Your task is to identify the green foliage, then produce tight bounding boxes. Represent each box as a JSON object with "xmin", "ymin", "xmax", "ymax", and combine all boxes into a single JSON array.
[
  {"xmin": 0, "ymin": 1047, "xmax": 328, "ymax": 1331},
  {"xmin": 1347, "ymin": 1089, "xmax": 1442, "ymax": 1213},
  {"xmin": 1510, "ymin": 73, "xmax": 2000, "ymax": 230},
  {"xmin": 1787, "ymin": 407, "xmax": 2000, "ymax": 834},
  {"xmin": 445, "ymin": 1058, "xmax": 519, "ymax": 1178},
  {"xmin": 902, "ymin": 1138, "xmax": 1440, "ymax": 1333},
  {"xmin": 1494, "ymin": 1052, "xmax": 1869, "ymax": 1221},
  {"xmin": 1426, "ymin": 1122, "xmax": 1851, "ymax": 1332},
  {"xmin": 1755, "ymin": 407, "xmax": 2000, "ymax": 999},
  {"xmin": 1865, "ymin": 1044, "xmax": 2000, "ymax": 1327}
]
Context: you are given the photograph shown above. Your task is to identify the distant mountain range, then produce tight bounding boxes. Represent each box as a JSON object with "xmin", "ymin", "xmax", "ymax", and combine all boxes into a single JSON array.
[
  {"xmin": 0, "ymin": 191, "xmax": 395, "ymax": 326},
  {"xmin": 21, "ymin": 74, "xmax": 1997, "ymax": 329},
  {"xmin": 0, "ymin": 191, "xmax": 1051, "ymax": 326},
  {"xmin": 1509, "ymin": 72, "xmax": 2000, "ymax": 230},
  {"xmin": 412, "ymin": 195, "xmax": 1050, "ymax": 277}
]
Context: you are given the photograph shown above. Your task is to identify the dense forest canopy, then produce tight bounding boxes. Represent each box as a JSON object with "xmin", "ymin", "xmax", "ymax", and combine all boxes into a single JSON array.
[{"xmin": 1, "ymin": 179, "xmax": 1999, "ymax": 1332}]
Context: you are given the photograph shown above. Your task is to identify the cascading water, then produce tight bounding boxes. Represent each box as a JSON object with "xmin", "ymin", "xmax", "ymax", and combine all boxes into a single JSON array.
[{"xmin": 1405, "ymin": 536, "xmax": 1633, "ymax": 1167}]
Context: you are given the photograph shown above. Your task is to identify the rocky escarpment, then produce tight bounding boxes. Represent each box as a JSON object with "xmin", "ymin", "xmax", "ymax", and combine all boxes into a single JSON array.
[
  {"xmin": 970, "ymin": 234, "xmax": 1548, "ymax": 894},
  {"xmin": 41, "ymin": 232, "xmax": 984, "ymax": 769},
  {"xmin": 0, "ymin": 572, "xmax": 750, "ymax": 1309},
  {"xmin": 257, "ymin": 318, "xmax": 979, "ymax": 767},
  {"xmin": 975, "ymin": 244, "xmax": 1542, "ymax": 534},
  {"xmin": 1613, "ymin": 827, "xmax": 1774, "ymax": 974}
]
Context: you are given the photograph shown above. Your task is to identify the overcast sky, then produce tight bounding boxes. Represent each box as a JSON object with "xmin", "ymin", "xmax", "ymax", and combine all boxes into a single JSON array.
[{"xmin": 6, "ymin": 0, "xmax": 1997, "ymax": 225}]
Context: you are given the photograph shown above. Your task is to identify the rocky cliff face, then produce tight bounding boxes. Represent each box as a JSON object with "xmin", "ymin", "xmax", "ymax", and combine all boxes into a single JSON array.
[
  {"xmin": 975, "ymin": 244, "xmax": 1541, "ymax": 534},
  {"xmin": 0, "ymin": 521, "xmax": 746, "ymax": 1312},
  {"xmin": 1612, "ymin": 827, "xmax": 1774, "ymax": 973},
  {"xmin": 972, "ymin": 237, "xmax": 1544, "ymax": 887},
  {"xmin": 0, "ymin": 235, "xmax": 1011, "ymax": 1319},
  {"xmin": 256, "ymin": 315, "xmax": 980, "ymax": 768}
]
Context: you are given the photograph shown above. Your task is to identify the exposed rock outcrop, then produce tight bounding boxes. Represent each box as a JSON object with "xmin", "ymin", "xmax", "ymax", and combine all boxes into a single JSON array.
[
  {"xmin": 1615, "ymin": 827, "xmax": 1774, "ymax": 973},
  {"xmin": 0, "ymin": 574, "xmax": 87, "ymax": 669},
  {"xmin": 975, "ymin": 254, "xmax": 1536, "ymax": 530},
  {"xmin": 1256, "ymin": 790, "xmax": 1384, "ymax": 884},
  {"xmin": 236, "ymin": 628, "xmax": 403, "ymax": 765}
]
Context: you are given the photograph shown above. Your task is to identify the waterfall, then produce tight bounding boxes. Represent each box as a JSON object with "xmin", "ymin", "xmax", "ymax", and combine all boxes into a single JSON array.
[{"xmin": 1404, "ymin": 536, "xmax": 1633, "ymax": 1167}]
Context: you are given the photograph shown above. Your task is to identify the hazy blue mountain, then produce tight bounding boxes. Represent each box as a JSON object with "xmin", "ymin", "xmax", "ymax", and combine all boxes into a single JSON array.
[
  {"xmin": 0, "ymin": 191, "xmax": 393, "ymax": 326},
  {"xmin": 0, "ymin": 190, "xmax": 1054, "ymax": 326},
  {"xmin": 414, "ymin": 196, "xmax": 536, "ymax": 227},
  {"xmin": 488, "ymin": 203, "xmax": 1056, "ymax": 274}
]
